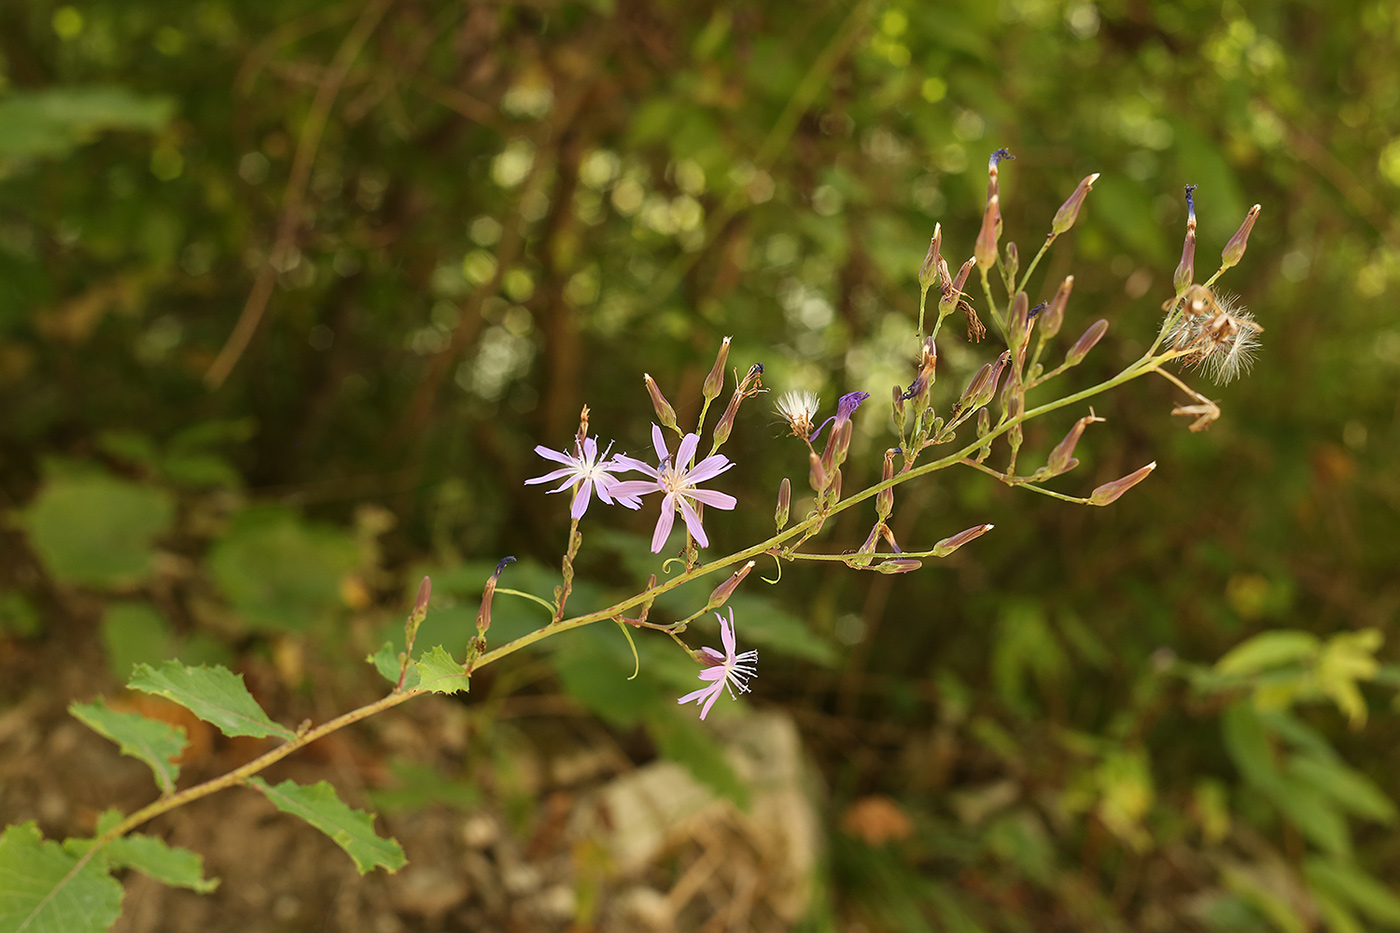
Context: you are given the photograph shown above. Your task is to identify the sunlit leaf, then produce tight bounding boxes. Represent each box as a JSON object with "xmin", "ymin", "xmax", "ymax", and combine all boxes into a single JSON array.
[
  {"xmin": 415, "ymin": 646, "xmax": 469, "ymax": 694},
  {"xmin": 69, "ymin": 699, "xmax": 186, "ymax": 795},
  {"xmin": 128, "ymin": 662, "xmax": 294, "ymax": 741}
]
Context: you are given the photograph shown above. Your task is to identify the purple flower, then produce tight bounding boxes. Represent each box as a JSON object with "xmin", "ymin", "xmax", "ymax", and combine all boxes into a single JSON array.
[
  {"xmin": 677, "ymin": 609, "xmax": 757, "ymax": 720},
  {"xmin": 808, "ymin": 391, "xmax": 871, "ymax": 443},
  {"xmin": 611, "ymin": 425, "xmax": 737, "ymax": 553},
  {"xmin": 525, "ymin": 436, "xmax": 642, "ymax": 519}
]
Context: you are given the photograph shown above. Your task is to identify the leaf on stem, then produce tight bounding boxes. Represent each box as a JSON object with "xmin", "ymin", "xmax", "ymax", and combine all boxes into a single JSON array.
[
  {"xmin": 69, "ymin": 698, "xmax": 187, "ymax": 795},
  {"xmin": 96, "ymin": 811, "xmax": 218, "ymax": 893},
  {"xmin": 0, "ymin": 823, "xmax": 123, "ymax": 933},
  {"xmin": 415, "ymin": 646, "xmax": 469, "ymax": 694},
  {"xmin": 246, "ymin": 778, "xmax": 406, "ymax": 874},
  {"xmin": 128, "ymin": 661, "xmax": 294, "ymax": 741}
]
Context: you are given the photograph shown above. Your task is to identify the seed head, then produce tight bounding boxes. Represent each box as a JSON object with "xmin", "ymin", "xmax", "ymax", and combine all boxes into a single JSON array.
[{"xmin": 775, "ymin": 390, "xmax": 821, "ymax": 439}]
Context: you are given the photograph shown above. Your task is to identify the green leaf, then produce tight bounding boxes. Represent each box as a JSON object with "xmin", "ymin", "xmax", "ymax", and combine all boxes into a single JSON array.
[
  {"xmin": 1221, "ymin": 702, "xmax": 1281, "ymax": 789},
  {"xmin": 128, "ymin": 662, "xmax": 294, "ymax": 741},
  {"xmin": 1216, "ymin": 630, "xmax": 1320, "ymax": 676},
  {"xmin": 69, "ymin": 699, "xmax": 186, "ymax": 795},
  {"xmin": 367, "ymin": 642, "xmax": 417, "ymax": 689},
  {"xmin": 0, "ymin": 823, "xmax": 123, "ymax": 933},
  {"xmin": 415, "ymin": 646, "xmax": 468, "ymax": 694},
  {"xmin": 1289, "ymin": 755, "xmax": 1397, "ymax": 824},
  {"xmin": 95, "ymin": 813, "xmax": 217, "ymax": 893},
  {"xmin": 208, "ymin": 507, "xmax": 358, "ymax": 633},
  {"xmin": 1270, "ymin": 777, "xmax": 1352, "ymax": 859},
  {"xmin": 246, "ymin": 778, "xmax": 405, "ymax": 874},
  {"xmin": 20, "ymin": 470, "xmax": 175, "ymax": 588},
  {"xmin": 0, "ymin": 87, "xmax": 174, "ymax": 162},
  {"xmin": 99, "ymin": 603, "xmax": 173, "ymax": 680},
  {"xmin": 1306, "ymin": 857, "xmax": 1400, "ymax": 927}
]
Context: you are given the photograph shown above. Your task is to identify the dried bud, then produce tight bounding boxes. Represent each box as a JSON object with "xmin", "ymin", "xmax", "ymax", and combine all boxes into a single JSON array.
[
  {"xmin": 644, "ymin": 373, "xmax": 679, "ymax": 432},
  {"xmin": 951, "ymin": 256, "xmax": 975, "ymax": 293},
  {"xmin": 708, "ymin": 560, "xmax": 754, "ymax": 609},
  {"xmin": 476, "ymin": 557, "xmax": 515, "ymax": 637},
  {"xmin": 1173, "ymin": 185, "xmax": 1198, "ymax": 295},
  {"xmin": 1041, "ymin": 275, "xmax": 1074, "ymax": 340},
  {"xmin": 1065, "ymin": 319, "xmax": 1109, "ymax": 366},
  {"xmin": 918, "ymin": 224, "xmax": 943, "ymax": 290},
  {"xmin": 876, "ymin": 558, "xmax": 922, "ymax": 574},
  {"xmin": 1089, "ymin": 462, "xmax": 1156, "ymax": 506},
  {"xmin": 711, "ymin": 390, "xmax": 742, "ymax": 449},
  {"xmin": 1220, "ymin": 204, "xmax": 1261, "ymax": 270},
  {"xmin": 775, "ymin": 477, "xmax": 791, "ymax": 530},
  {"xmin": 1047, "ymin": 413, "xmax": 1105, "ymax": 476},
  {"xmin": 1004, "ymin": 242, "xmax": 1019, "ymax": 283},
  {"xmin": 876, "ymin": 448, "xmax": 895, "ymax": 520},
  {"xmin": 958, "ymin": 362, "xmax": 993, "ymax": 411},
  {"xmin": 1051, "ymin": 172, "xmax": 1100, "ymax": 235},
  {"xmin": 933, "ymin": 523, "xmax": 994, "ymax": 557},
  {"xmin": 702, "ymin": 336, "xmax": 732, "ymax": 402},
  {"xmin": 808, "ymin": 450, "xmax": 828, "ymax": 493}
]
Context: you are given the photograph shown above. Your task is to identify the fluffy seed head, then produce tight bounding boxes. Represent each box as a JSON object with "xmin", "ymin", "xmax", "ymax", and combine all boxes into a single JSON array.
[{"xmin": 775, "ymin": 390, "xmax": 821, "ymax": 438}]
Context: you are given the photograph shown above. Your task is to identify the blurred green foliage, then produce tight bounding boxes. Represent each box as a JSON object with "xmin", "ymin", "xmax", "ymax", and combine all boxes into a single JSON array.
[{"xmin": 3, "ymin": 0, "xmax": 1400, "ymax": 928}]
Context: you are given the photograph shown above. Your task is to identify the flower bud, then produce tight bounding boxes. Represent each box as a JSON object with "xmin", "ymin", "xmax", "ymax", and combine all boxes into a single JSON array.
[
  {"xmin": 1046, "ymin": 413, "xmax": 1104, "ymax": 476},
  {"xmin": 891, "ymin": 384, "xmax": 906, "ymax": 433},
  {"xmin": 707, "ymin": 560, "xmax": 754, "ymax": 609},
  {"xmin": 829, "ymin": 467, "xmax": 842, "ymax": 503},
  {"xmin": 1089, "ymin": 462, "xmax": 1156, "ymax": 506},
  {"xmin": 1004, "ymin": 241, "xmax": 1019, "ymax": 283},
  {"xmin": 834, "ymin": 419, "xmax": 855, "ymax": 469},
  {"xmin": 1220, "ymin": 204, "xmax": 1261, "ymax": 270},
  {"xmin": 1051, "ymin": 172, "xmax": 1100, "ymax": 236},
  {"xmin": 933, "ymin": 523, "xmax": 994, "ymax": 557},
  {"xmin": 918, "ymin": 223, "xmax": 943, "ymax": 290},
  {"xmin": 411, "ymin": 575, "xmax": 432, "ymax": 625},
  {"xmin": 711, "ymin": 390, "xmax": 742, "ymax": 449},
  {"xmin": 644, "ymin": 373, "xmax": 679, "ymax": 432},
  {"xmin": 702, "ymin": 336, "xmax": 731, "ymax": 403},
  {"xmin": 1173, "ymin": 185, "xmax": 1198, "ymax": 295},
  {"xmin": 808, "ymin": 450, "xmax": 828, "ymax": 493},
  {"xmin": 476, "ymin": 557, "xmax": 515, "ymax": 637},
  {"xmin": 1065, "ymin": 319, "xmax": 1109, "ymax": 367},
  {"xmin": 1008, "ymin": 291, "xmax": 1030, "ymax": 346},
  {"xmin": 1041, "ymin": 275, "xmax": 1073, "ymax": 340},
  {"xmin": 775, "ymin": 477, "xmax": 791, "ymax": 530},
  {"xmin": 876, "ymin": 558, "xmax": 922, "ymax": 574},
  {"xmin": 977, "ymin": 407, "xmax": 990, "ymax": 437},
  {"xmin": 876, "ymin": 448, "xmax": 895, "ymax": 520},
  {"xmin": 958, "ymin": 362, "xmax": 993, "ymax": 411},
  {"xmin": 973, "ymin": 149, "xmax": 1013, "ymax": 269}
]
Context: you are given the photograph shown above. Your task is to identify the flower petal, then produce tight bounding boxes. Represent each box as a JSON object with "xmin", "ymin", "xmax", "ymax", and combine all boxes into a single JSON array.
[
  {"xmin": 677, "ymin": 496, "xmax": 709, "ymax": 548},
  {"xmin": 699, "ymin": 683, "xmax": 723, "ymax": 719},
  {"xmin": 533, "ymin": 445, "xmax": 576, "ymax": 466},
  {"xmin": 720, "ymin": 612, "xmax": 736, "ymax": 658},
  {"xmin": 650, "ymin": 496, "xmax": 677, "ymax": 552},
  {"xmin": 611, "ymin": 479, "xmax": 661, "ymax": 499},
  {"xmin": 570, "ymin": 478, "xmax": 593, "ymax": 519},
  {"xmin": 611, "ymin": 455, "xmax": 659, "ymax": 478},
  {"xmin": 675, "ymin": 433, "xmax": 701, "ymax": 467},
  {"xmin": 685, "ymin": 488, "xmax": 737, "ymax": 510},
  {"xmin": 685, "ymin": 454, "xmax": 734, "ymax": 484},
  {"xmin": 651, "ymin": 424, "xmax": 670, "ymax": 464},
  {"xmin": 524, "ymin": 467, "xmax": 576, "ymax": 485}
]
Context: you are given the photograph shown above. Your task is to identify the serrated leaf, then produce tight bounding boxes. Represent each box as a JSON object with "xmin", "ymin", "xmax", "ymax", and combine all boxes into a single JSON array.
[
  {"xmin": 1306, "ymin": 857, "xmax": 1400, "ymax": 927},
  {"xmin": 0, "ymin": 823, "xmax": 123, "ymax": 933},
  {"xmin": 128, "ymin": 662, "xmax": 293, "ymax": 741},
  {"xmin": 415, "ymin": 646, "xmax": 468, "ymax": 694},
  {"xmin": 69, "ymin": 699, "xmax": 186, "ymax": 795},
  {"xmin": 246, "ymin": 778, "xmax": 405, "ymax": 874},
  {"xmin": 367, "ymin": 642, "xmax": 417, "ymax": 690},
  {"xmin": 20, "ymin": 470, "xmax": 175, "ymax": 588},
  {"xmin": 1216, "ymin": 630, "xmax": 1320, "ymax": 676},
  {"xmin": 92, "ymin": 813, "xmax": 216, "ymax": 894}
]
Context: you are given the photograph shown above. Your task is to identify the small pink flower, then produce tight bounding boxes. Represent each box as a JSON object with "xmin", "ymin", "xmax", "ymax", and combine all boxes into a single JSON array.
[
  {"xmin": 525, "ymin": 436, "xmax": 642, "ymax": 519},
  {"xmin": 677, "ymin": 609, "xmax": 757, "ymax": 720},
  {"xmin": 611, "ymin": 425, "xmax": 737, "ymax": 553}
]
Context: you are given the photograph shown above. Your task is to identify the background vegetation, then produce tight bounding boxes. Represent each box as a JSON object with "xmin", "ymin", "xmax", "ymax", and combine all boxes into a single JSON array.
[{"xmin": 3, "ymin": 0, "xmax": 1400, "ymax": 929}]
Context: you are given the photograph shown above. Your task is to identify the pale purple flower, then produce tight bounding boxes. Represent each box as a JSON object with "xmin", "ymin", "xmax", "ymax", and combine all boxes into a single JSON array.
[
  {"xmin": 612, "ymin": 425, "xmax": 737, "ymax": 553},
  {"xmin": 808, "ymin": 391, "xmax": 871, "ymax": 443},
  {"xmin": 525, "ymin": 436, "xmax": 642, "ymax": 519},
  {"xmin": 677, "ymin": 609, "xmax": 757, "ymax": 720}
]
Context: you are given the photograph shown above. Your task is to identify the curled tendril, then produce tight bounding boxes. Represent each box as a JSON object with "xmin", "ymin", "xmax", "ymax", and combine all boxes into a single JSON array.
[{"xmin": 760, "ymin": 551, "xmax": 784, "ymax": 585}]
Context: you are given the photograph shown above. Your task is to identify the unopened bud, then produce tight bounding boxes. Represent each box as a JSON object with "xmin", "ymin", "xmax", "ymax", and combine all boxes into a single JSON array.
[
  {"xmin": 707, "ymin": 560, "xmax": 754, "ymax": 609},
  {"xmin": 644, "ymin": 373, "xmax": 679, "ymax": 432},
  {"xmin": 808, "ymin": 450, "xmax": 828, "ymax": 493},
  {"xmin": 829, "ymin": 468, "xmax": 842, "ymax": 503},
  {"xmin": 876, "ymin": 448, "xmax": 895, "ymax": 520},
  {"xmin": 476, "ymin": 557, "xmax": 515, "ymax": 637},
  {"xmin": 918, "ymin": 224, "xmax": 943, "ymax": 289},
  {"xmin": 1220, "ymin": 204, "xmax": 1261, "ymax": 270},
  {"xmin": 703, "ymin": 336, "xmax": 731, "ymax": 402},
  {"xmin": 1047, "ymin": 413, "xmax": 1104, "ymax": 476},
  {"xmin": 1089, "ymin": 462, "xmax": 1156, "ymax": 506},
  {"xmin": 411, "ymin": 576, "xmax": 432, "ymax": 624},
  {"xmin": 977, "ymin": 407, "xmax": 990, "ymax": 437},
  {"xmin": 1041, "ymin": 275, "xmax": 1074, "ymax": 339},
  {"xmin": 1051, "ymin": 172, "xmax": 1100, "ymax": 235},
  {"xmin": 876, "ymin": 558, "xmax": 922, "ymax": 574},
  {"xmin": 974, "ymin": 198, "xmax": 1001, "ymax": 270},
  {"xmin": 711, "ymin": 390, "xmax": 742, "ymax": 449},
  {"xmin": 959, "ymin": 362, "xmax": 993, "ymax": 411},
  {"xmin": 1173, "ymin": 185, "xmax": 1198, "ymax": 294},
  {"xmin": 1065, "ymin": 319, "xmax": 1109, "ymax": 366},
  {"xmin": 1004, "ymin": 242, "xmax": 1019, "ymax": 283},
  {"xmin": 1008, "ymin": 291, "xmax": 1030, "ymax": 345},
  {"xmin": 834, "ymin": 419, "xmax": 855, "ymax": 469},
  {"xmin": 933, "ymin": 523, "xmax": 994, "ymax": 557},
  {"xmin": 775, "ymin": 477, "xmax": 791, "ymax": 530},
  {"xmin": 891, "ymin": 384, "xmax": 906, "ymax": 433}
]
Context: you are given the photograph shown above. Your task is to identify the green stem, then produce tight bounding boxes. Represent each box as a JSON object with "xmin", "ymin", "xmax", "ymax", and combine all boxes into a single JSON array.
[{"xmin": 1015, "ymin": 235, "xmax": 1055, "ymax": 294}]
